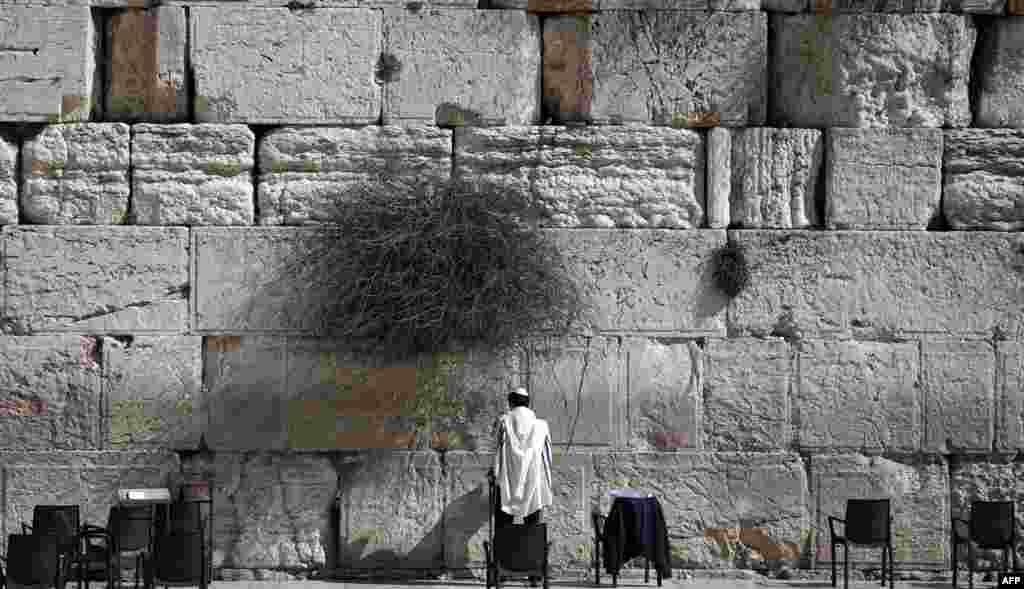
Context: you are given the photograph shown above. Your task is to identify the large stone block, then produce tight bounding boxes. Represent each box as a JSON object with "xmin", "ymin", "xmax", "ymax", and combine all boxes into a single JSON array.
[
  {"xmin": 996, "ymin": 341, "xmax": 1024, "ymax": 452},
  {"xmin": 5, "ymin": 227, "xmax": 190, "ymax": 333},
  {"xmin": 0, "ymin": 336, "xmax": 102, "ymax": 450},
  {"xmin": 922, "ymin": 339, "xmax": 995, "ymax": 454},
  {"xmin": 809, "ymin": 0, "xmax": 963, "ymax": 11},
  {"xmin": 592, "ymin": 453, "xmax": 808, "ymax": 568},
  {"xmin": 730, "ymin": 128, "xmax": 823, "ymax": 228},
  {"xmin": 175, "ymin": 452, "xmax": 333, "ymax": 570},
  {"xmin": 455, "ymin": 125, "xmax": 705, "ymax": 228},
  {"xmin": 589, "ymin": 11, "xmax": 766, "ymax": 127},
  {"xmin": 976, "ymin": 19, "xmax": 1024, "ymax": 127},
  {"xmin": 102, "ymin": 335, "xmax": 203, "ymax": 450},
  {"xmin": 334, "ymin": 452, "xmax": 443, "ymax": 570},
  {"xmin": 132, "ymin": 124, "xmax": 255, "ymax": 225},
  {"xmin": 625, "ymin": 337, "xmax": 702, "ymax": 451},
  {"xmin": 729, "ymin": 231, "xmax": 1024, "ymax": 339},
  {"xmin": 703, "ymin": 338, "xmax": 793, "ymax": 451},
  {"xmin": 383, "ymin": 9, "xmax": 540, "ymax": 126},
  {"xmin": 771, "ymin": 14, "xmax": 975, "ymax": 127},
  {"xmin": 106, "ymin": 7, "xmax": 187, "ymax": 122},
  {"xmin": 2, "ymin": 451, "xmax": 179, "ymax": 537},
  {"xmin": 797, "ymin": 340, "xmax": 920, "ymax": 452},
  {"xmin": 257, "ymin": 126, "xmax": 452, "ymax": 225},
  {"xmin": 826, "ymin": 128, "xmax": 942, "ymax": 229},
  {"xmin": 0, "ymin": 134, "xmax": 18, "ymax": 225},
  {"xmin": 706, "ymin": 127, "xmax": 731, "ymax": 229},
  {"xmin": 552, "ymin": 229, "xmax": 728, "ymax": 335},
  {"xmin": 811, "ymin": 454, "xmax": 950, "ymax": 568},
  {"xmin": 943, "ymin": 129, "xmax": 1024, "ymax": 231},
  {"xmin": 526, "ymin": 336, "xmax": 625, "ymax": 447},
  {"xmin": 21, "ymin": 124, "xmax": 130, "ymax": 224},
  {"xmin": 0, "ymin": 6, "xmax": 95, "ymax": 122},
  {"xmin": 191, "ymin": 7, "xmax": 381, "ymax": 124}
]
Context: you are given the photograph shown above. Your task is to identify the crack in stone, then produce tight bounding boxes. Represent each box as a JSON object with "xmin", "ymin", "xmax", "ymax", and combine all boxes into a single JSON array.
[
  {"xmin": 0, "ymin": 76, "xmax": 62, "ymax": 83},
  {"xmin": 0, "ymin": 46, "xmax": 39, "ymax": 54}
]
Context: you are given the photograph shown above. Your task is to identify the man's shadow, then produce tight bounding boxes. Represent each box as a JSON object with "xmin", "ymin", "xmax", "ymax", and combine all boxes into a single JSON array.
[{"xmin": 336, "ymin": 477, "xmax": 491, "ymax": 580}]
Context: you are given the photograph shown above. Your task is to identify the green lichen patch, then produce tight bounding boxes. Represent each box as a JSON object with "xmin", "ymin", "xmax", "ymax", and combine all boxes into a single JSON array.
[
  {"xmin": 111, "ymin": 95, "xmax": 147, "ymax": 116},
  {"xmin": 351, "ymin": 528, "xmax": 385, "ymax": 545},
  {"xmin": 575, "ymin": 542, "xmax": 592, "ymax": 562},
  {"xmin": 286, "ymin": 399, "xmax": 338, "ymax": 450},
  {"xmin": 447, "ymin": 110, "xmax": 466, "ymax": 128},
  {"xmin": 110, "ymin": 399, "xmax": 163, "ymax": 448},
  {"xmin": 194, "ymin": 96, "xmax": 211, "ymax": 114},
  {"xmin": 111, "ymin": 207, "xmax": 128, "ymax": 225},
  {"xmin": 670, "ymin": 542, "xmax": 690, "ymax": 563},
  {"xmin": 576, "ymin": 15, "xmax": 592, "ymax": 34},
  {"xmin": 175, "ymin": 398, "xmax": 193, "ymax": 417},
  {"xmin": 320, "ymin": 351, "xmax": 338, "ymax": 384},
  {"xmin": 48, "ymin": 161, "xmax": 66, "ymax": 178},
  {"xmin": 303, "ymin": 159, "xmax": 321, "ymax": 174},
  {"xmin": 465, "ymin": 541, "xmax": 484, "ymax": 562},
  {"xmin": 671, "ymin": 112, "xmax": 688, "ymax": 129},
  {"xmin": 207, "ymin": 161, "xmax": 242, "ymax": 178},
  {"xmin": 574, "ymin": 143, "xmax": 593, "ymax": 160}
]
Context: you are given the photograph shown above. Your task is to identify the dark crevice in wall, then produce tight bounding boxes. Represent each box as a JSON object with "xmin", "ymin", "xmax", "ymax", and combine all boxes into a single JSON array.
[
  {"xmin": 764, "ymin": 13, "xmax": 777, "ymax": 128},
  {"xmin": 249, "ymin": 125, "xmax": 277, "ymax": 224},
  {"xmin": 91, "ymin": 8, "xmax": 118, "ymax": 121},
  {"xmin": 126, "ymin": 124, "xmax": 134, "ymax": 223},
  {"xmin": 185, "ymin": 6, "xmax": 195, "ymax": 122},
  {"xmin": 967, "ymin": 15, "xmax": 993, "ymax": 130},
  {"xmin": 815, "ymin": 129, "xmax": 828, "ymax": 229}
]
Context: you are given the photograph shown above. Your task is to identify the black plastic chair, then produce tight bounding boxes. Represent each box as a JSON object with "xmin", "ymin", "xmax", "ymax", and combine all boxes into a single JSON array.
[
  {"xmin": 107, "ymin": 506, "xmax": 155, "ymax": 589},
  {"xmin": 592, "ymin": 511, "xmax": 658, "ymax": 586},
  {"xmin": 952, "ymin": 501, "xmax": 1019, "ymax": 589},
  {"xmin": 21, "ymin": 506, "xmax": 80, "ymax": 589},
  {"xmin": 829, "ymin": 499, "xmax": 894, "ymax": 589},
  {"xmin": 76, "ymin": 524, "xmax": 114, "ymax": 589},
  {"xmin": 151, "ymin": 518, "xmax": 207, "ymax": 589},
  {"xmin": 1, "ymin": 533, "xmax": 63, "ymax": 589}
]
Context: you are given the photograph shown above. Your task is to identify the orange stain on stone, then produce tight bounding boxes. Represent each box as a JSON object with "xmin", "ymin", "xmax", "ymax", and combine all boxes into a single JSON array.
[{"xmin": 207, "ymin": 336, "xmax": 242, "ymax": 353}]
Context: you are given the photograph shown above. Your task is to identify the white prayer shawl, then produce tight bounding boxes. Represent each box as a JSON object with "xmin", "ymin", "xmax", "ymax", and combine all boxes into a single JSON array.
[{"xmin": 493, "ymin": 407, "xmax": 554, "ymax": 519}]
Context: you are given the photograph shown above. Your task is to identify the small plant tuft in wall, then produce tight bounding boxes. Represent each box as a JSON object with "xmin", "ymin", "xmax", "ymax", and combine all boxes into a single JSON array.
[
  {"xmin": 271, "ymin": 179, "xmax": 591, "ymax": 362},
  {"xmin": 711, "ymin": 241, "xmax": 751, "ymax": 298}
]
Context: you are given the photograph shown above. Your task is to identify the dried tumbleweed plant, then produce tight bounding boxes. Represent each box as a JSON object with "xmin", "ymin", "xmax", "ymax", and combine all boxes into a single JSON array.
[{"xmin": 269, "ymin": 179, "xmax": 592, "ymax": 361}]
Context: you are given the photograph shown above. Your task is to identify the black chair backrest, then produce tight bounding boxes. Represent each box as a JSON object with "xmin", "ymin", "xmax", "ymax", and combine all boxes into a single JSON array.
[
  {"xmin": 844, "ymin": 499, "xmax": 891, "ymax": 544},
  {"xmin": 493, "ymin": 523, "xmax": 547, "ymax": 572},
  {"xmin": 6, "ymin": 533, "xmax": 59, "ymax": 586},
  {"xmin": 109, "ymin": 505, "xmax": 153, "ymax": 553},
  {"xmin": 32, "ymin": 505, "xmax": 80, "ymax": 556},
  {"xmin": 153, "ymin": 530, "xmax": 204, "ymax": 583},
  {"xmin": 970, "ymin": 501, "xmax": 1015, "ymax": 548}
]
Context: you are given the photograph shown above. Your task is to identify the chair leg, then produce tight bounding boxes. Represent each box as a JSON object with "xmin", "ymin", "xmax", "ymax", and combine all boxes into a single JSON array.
[
  {"xmin": 888, "ymin": 544, "xmax": 893, "ymax": 589},
  {"xmin": 881, "ymin": 544, "xmax": 887, "ymax": 586},
  {"xmin": 968, "ymin": 541, "xmax": 974, "ymax": 589},
  {"xmin": 644, "ymin": 557, "xmax": 649, "ymax": 584},
  {"xmin": 831, "ymin": 543, "xmax": 837, "ymax": 588},
  {"xmin": 844, "ymin": 544, "xmax": 849, "ymax": 589},
  {"xmin": 953, "ymin": 539, "xmax": 958, "ymax": 589},
  {"xmin": 594, "ymin": 537, "xmax": 600, "ymax": 586}
]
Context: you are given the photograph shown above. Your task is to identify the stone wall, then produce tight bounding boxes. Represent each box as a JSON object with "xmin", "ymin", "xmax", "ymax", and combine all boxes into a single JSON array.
[{"xmin": 1, "ymin": 0, "xmax": 1023, "ymax": 581}]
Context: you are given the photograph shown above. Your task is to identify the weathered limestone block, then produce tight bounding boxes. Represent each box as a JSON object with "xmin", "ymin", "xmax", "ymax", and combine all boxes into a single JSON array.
[
  {"xmin": 178, "ymin": 452, "xmax": 334, "ymax": 569},
  {"xmin": 589, "ymin": 11, "xmax": 766, "ymax": 127},
  {"xmin": 526, "ymin": 336, "xmax": 624, "ymax": 447},
  {"xmin": 0, "ymin": 6, "xmax": 95, "ymax": 122},
  {"xmin": 624, "ymin": 337, "xmax": 701, "ymax": 451},
  {"xmin": 706, "ymin": 127, "xmax": 730, "ymax": 229},
  {"xmin": 704, "ymin": 338, "xmax": 793, "ymax": 451},
  {"xmin": 812, "ymin": 0, "xmax": 959, "ymax": 11},
  {"xmin": 0, "ymin": 134, "xmax": 18, "ymax": 225},
  {"xmin": 730, "ymin": 127, "xmax": 823, "ymax": 228},
  {"xmin": 0, "ymin": 336, "xmax": 102, "ymax": 449},
  {"xmin": 102, "ymin": 335, "xmax": 203, "ymax": 450},
  {"xmin": 943, "ymin": 130, "xmax": 1024, "ymax": 230},
  {"xmin": 797, "ymin": 340, "xmax": 920, "ymax": 452},
  {"xmin": 383, "ymin": 9, "xmax": 540, "ymax": 126},
  {"xmin": 593, "ymin": 453, "xmax": 808, "ymax": 568},
  {"xmin": 455, "ymin": 126, "xmax": 705, "ymax": 228},
  {"xmin": 446, "ymin": 452, "xmax": 591, "ymax": 572},
  {"xmin": 106, "ymin": 7, "xmax": 187, "ymax": 122},
  {"xmin": 996, "ymin": 341, "xmax": 1024, "ymax": 452},
  {"xmin": 258, "ymin": 126, "xmax": 452, "ymax": 225},
  {"xmin": 5, "ymin": 227, "xmax": 190, "ymax": 333},
  {"xmin": 132, "ymin": 124, "xmax": 255, "ymax": 225},
  {"xmin": 551, "ymin": 229, "xmax": 728, "ymax": 335},
  {"xmin": 812, "ymin": 454, "xmax": 950, "ymax": 568},
  {"xmin": 771, "ymin": 14, "xmax": 975, "ymax": 127},
  {"xmin": 495, "ymin": 0, "xmax": 759, "ymax": 8},
  {"xmin": 976, "ymin": 19, "xmax": 1024, "ymax": 127},
  {"xmin": 827, "ymin": 128, "xmax": 942, "ymax": 230},
  {"xmin": 2, "ymin": 451, "xmax": 179, "ymax": 531},
  {"xmin": 729, "ymin": 231, "xmax": 1024, "ymax": 339},
  {"xmin": 922, "ymin": 339, "xmax": 995, "ymax": 454},
  {"xmin": 191, "ymin": 7, "xmax": 381, "ymax": 124},
  {"xmin": 333, "ymin": 452, "xmax": 443, "ymax": 569},
  {"xmin": 21, "ymin": 124, "xmax": 130, "ymax": 224},
  {"xmin": 543, "ymin": 16, "xmax": 593, "ymax": 124}
]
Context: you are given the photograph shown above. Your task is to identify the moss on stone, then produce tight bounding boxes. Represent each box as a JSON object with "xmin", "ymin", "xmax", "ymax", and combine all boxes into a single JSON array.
[
  {"xmin": 446, "ymin": 110, "xmax": 466, "ymax": 127},
  {"xmin": 303, "ymin": 159, "xmax": 321, "ymax": 173},
  {"xmin": 575, "ymin": 542, "xmax": 592, "ymax": 562},
  {"xmin": 195, "ymin": 96, "xmax": 211, "ymax": 114},
  {"xmin": 670, "ymin": 542, "xmax": 690, "ymax": 562},
  {"xmin": 110, "ymin": 399, "xmax": 163, "ymax": 448},
  {"xmin": 111, "ymin": 207, "xmax": 128, "ymax": 225},
  {"xmin": 207, "ymin": 161, "xmax": 242, "ymax": 177},
  {"xmin": 175, "ymin": 398, "xmax": 193, "ymax": 417},
  {"xmin": 111, "ymin": 95, "xmax": 146, "ymax": 116},
  {"xmin": 671, "ymin": 112, "xmax": 688, "ymax": 129},
  {"xmin": 351, "ymin": 528, "xmax": 385, "ymax": 545},
  {"xmin": 574, "ymin": 143, "xmax": 593, "ymax": 160}
]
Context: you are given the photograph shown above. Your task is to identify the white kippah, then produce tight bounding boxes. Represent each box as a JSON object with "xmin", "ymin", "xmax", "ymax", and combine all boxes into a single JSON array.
[{"xmin": 511, "ymin": 387, "xmax": 529, "ymax": 397}]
